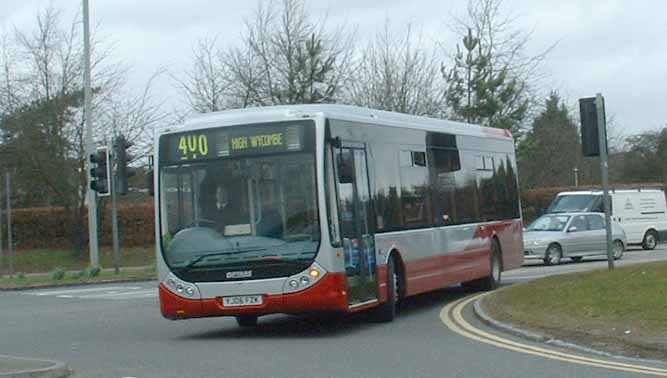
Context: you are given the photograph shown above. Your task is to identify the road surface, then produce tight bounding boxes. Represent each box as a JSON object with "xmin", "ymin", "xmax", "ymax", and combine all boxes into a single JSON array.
[{"xmin": 1, "ymin": 246, "xmax": 666, "ymax": 378}]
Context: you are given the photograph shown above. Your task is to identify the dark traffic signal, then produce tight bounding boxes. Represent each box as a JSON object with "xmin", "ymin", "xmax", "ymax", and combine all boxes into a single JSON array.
[
  {"xmin": 579, "ymin": 96, "xmax": 607, "ymax": 157},
  {"xmin": 90, "ymin": 147, "xmax": 111, "ymax": 196},
  {"xmin": 114, "ymin": 135, "xmax": 136, "ymax": 195}
]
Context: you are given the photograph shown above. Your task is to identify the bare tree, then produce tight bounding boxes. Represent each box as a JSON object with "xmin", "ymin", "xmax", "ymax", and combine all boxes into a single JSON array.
[
  {"xmin": 0, "ymin": 5, "xmax": 163, "ymax": 250},
  {"xmin": 344, "ymin": 21, "xmax": 445, "ymax": 116},
  {"xmin": 178, "ymin": 0, "xmax": 354, "ymax": 113},
  {"xmin": 97, "ymin": 68, "xmax": 168, "ymax": 161},
  {"xmin": 174, "ymin": 37, "xmax": 232, "ymax": 113}
]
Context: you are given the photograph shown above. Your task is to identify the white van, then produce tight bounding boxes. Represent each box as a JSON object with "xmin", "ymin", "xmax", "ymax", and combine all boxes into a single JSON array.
[{"xmin": 547, "ymin": 189, "xmax": 667, "ymax": 250}]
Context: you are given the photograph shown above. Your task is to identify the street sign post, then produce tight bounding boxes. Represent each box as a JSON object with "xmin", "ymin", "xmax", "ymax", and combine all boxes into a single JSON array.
[
  {"xmin": 579, "ymin": 94, "xmax": 614, "ymax": 270},
  {"xmin": 6, "ymin": 173, "xmax": 13, "ymax": 277}
]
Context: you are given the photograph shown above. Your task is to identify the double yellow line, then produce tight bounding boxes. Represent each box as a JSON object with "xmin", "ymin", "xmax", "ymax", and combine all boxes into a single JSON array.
[{"xmin": 440, "ymin": 293, "xmax": 667, "ymax": 377}]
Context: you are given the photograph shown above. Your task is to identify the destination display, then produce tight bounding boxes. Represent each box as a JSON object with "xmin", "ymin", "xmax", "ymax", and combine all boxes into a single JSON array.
[{"xmin": 159, "ymin": 121, "xmax": 310, "ymax": 165}]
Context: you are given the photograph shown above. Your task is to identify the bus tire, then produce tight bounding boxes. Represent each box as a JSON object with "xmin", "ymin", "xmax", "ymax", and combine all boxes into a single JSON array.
[
  {"xmin": 373, "ymin": 257, "xmax": 398, "ymax": 322},
  {"xmin": 463, "ymin": 239, "xmax": 502, "ymax": 292},
  {"xmin": 642, "ymin": 230, "xmax": 658, "ymax": 250},
  {"xmin": 236, "ymin": 315, "xmax": 258, "ymax": 327}
]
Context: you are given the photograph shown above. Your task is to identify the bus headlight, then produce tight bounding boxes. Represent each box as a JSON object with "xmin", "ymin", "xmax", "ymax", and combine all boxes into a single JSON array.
[
  {"xmin": 283, "ymin": 262, "xmax": 326, "ymax": 293},
  {"xmin": 162, "ymin": 273, "xmax": 200, "ymax": 299}
]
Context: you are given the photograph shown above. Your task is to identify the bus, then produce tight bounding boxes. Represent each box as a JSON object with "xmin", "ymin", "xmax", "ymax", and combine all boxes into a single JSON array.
[{"xmin": 153, "ymin": 104, "xmax": 524, "ymax": 326}]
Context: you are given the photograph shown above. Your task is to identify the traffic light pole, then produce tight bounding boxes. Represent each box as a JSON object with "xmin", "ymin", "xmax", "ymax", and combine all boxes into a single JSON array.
[
  {"xmin": 596, "ymin": 93, "xmax": 614, "ymax": 270},
  {"xmin": 110, "ymin": 149, "xmax": 121, "ymax": 274},
  {"xmin": 83, "ymin": 0, "xmax": 99, "ymax": 268}
]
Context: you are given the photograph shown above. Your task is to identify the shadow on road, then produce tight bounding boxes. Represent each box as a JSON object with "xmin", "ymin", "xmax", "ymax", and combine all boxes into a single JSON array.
[{"xmin": 178, "ymin": 287, "xmax": 466, "ymax": 340}]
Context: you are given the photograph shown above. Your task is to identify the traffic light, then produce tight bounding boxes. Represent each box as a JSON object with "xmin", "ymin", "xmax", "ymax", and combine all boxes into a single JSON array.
[
  {"xmin": 579, "ymin": 96, "xmax": 607, "ymax": 157},
  {"xmin": 114, "ymin": 135, "xmax": 136, "ymax": 195},
  {"xmin": 90, "ymin": 147, "xmax": 111, "ymax": 196}
]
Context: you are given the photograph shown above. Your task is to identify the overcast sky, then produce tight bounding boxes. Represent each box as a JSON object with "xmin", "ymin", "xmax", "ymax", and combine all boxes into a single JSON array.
[{"xmin": 2, "ymin": 0, "xmax": 666, "ymax": 137}]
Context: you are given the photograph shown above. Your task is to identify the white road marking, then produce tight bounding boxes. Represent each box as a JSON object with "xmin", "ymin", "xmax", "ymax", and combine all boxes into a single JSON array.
[
  {"xmin": 23, "ymin": 286, "xmax": 155, "ymax": 300},
  {"xmin": 77, "ymin": 289, "xmax": 157, "ymax": 299},
  {"xmin": 26, "ymin": 286, "xmax": 140, "ymax": 296}
]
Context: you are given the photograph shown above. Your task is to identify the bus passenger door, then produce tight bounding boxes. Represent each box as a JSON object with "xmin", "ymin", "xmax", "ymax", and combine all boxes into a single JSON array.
[{"xmin": 334, "ymin": 144, "xmax": 378, "ymax": 306}]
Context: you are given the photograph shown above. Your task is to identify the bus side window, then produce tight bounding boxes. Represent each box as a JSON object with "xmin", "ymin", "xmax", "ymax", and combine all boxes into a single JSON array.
[{"xmin": 428, "ymin": 148, "xmax": 460, "ymax": 225}]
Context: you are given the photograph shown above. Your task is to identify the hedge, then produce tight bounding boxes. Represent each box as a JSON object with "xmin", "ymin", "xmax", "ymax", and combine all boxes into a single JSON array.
[{"xmin": 6, "ymin": 203, "xmax": 155, "ymax": 250}]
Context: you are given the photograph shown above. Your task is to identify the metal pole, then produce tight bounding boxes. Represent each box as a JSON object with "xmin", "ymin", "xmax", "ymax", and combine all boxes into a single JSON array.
[
  {"xmin": 6, "ymin": 173, "xmax": 13, "ymax": 277},
  {"xmin": 596, "ymin": 93, "xmax": 614, "ymax": 270},
  {"xmin": 0, "ymin": 179, "xmax": 3, "ymax": 278},
  {"xmin": 573, "ymin": 167, "xmax": 579, "ymax": 187},
  {"xmin": 111, "ymin": 142, "xmax": 121, "ymax": 274},
  {"xmin": 83, "ymin": 0, "xmax": 99, "ymax": 268}
]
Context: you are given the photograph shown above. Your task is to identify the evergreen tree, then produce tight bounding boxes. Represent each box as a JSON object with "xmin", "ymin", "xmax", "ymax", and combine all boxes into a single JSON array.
[
  {"xmin": 443, "ymin": 30, "xmax": 529, "ymax": 135},
  {"xmin": 517, "ymin": 92, "xmax": 581, "ymax": 189}
]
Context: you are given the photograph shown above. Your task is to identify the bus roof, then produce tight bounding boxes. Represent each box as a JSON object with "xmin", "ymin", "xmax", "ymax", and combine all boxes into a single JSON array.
[{"xmin": 160, "ymin": 104, "xmax": 513, "ymax": 141}]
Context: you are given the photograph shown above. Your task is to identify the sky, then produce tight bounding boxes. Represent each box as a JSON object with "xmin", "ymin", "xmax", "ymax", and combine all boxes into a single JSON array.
[{"xmin": 2, "ymin": 0, "xmax": 667, "ymax": 138}]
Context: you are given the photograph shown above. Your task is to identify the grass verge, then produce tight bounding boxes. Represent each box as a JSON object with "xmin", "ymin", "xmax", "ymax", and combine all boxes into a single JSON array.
[
  {"xmin": 5, "ymin": 246, "xmax": 155, "ymax": 274},
  {"xmin": 483, "ymin": 261, "xmax": 667, "ymax": 360},
  {"xmin": 0, "ymin": 268, "xmax": 156, "ymax": 290}
]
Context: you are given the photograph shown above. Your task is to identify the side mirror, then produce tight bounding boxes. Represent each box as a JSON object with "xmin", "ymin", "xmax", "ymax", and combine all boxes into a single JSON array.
[{"xmin": 567, "ymin": 226, "xmax": 577, "ymax": 233}]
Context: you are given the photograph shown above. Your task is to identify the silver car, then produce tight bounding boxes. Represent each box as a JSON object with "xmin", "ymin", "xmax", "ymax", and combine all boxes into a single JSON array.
[{"xmin": 523, "ymin": 212, "xmax": 627, "ymax": 265}]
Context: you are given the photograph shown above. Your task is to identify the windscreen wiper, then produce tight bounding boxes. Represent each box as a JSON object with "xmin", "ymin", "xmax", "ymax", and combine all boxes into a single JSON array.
[{"xmin": 177, "ymin": 247, "xmax": 266, "ymax": 273}]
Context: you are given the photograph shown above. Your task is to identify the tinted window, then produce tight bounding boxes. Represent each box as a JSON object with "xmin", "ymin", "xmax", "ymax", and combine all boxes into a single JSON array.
[
  {"xmin": 399, "ymin": 150, "xmax": 431, "ymax": 228},
  {"xmin": 428, "ymin": 148, "xmax": 460, "ymax": 225}
]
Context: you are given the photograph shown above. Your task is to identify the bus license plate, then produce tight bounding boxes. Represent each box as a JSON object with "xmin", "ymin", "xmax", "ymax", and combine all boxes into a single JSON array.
[{"xmin": 222, "ymin": 295, "xmax": 263, "ymax": 307}]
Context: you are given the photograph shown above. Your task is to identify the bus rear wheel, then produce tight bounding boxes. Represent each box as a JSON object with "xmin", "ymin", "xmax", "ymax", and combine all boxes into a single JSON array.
[
  {"xmin": 373, "ymin": 257, "xmax": 399, "ymax": 322},
  {"xmin": 463, "ymin": 240, "xmax": 502, "ymax": 292},
  {"xmin": 236, "ymin": 315, "xmax": 258, "ymax": 327}
]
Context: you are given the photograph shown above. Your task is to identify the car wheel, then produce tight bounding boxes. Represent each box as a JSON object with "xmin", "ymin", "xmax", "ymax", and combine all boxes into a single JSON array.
[
  {"xmin": 544, "ymin": 244, "xmax": 562, "ymax": 266},
  {"xmin": 236, "ymin": 315, "xmax": 258, "ymax": 327},
  {"xmin": 613, "ymin": 240, "xmax": 625, "ymax": 260},
  {"xmin": 571, "ymin": 256, "xmax": 583, "ymax": 263},
  {"xmin": 642, "ymin": 230, "xmax": 658, "ymax": 250},
  {"xmin": 373, "ymin": 256, "xmax": 399, "ymax": 322}
]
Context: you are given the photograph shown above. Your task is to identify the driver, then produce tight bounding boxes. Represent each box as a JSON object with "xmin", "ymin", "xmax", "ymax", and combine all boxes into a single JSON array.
[{"xmin": 198, "ymin": 164, "xmax": 246, "ymax": 231}]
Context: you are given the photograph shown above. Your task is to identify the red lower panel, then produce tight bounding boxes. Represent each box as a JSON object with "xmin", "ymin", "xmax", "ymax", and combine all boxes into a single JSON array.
[
  {"xmin": 160, "ymin": 272, "xmax": 349, "ymax": 320},
  {"xmin": 401, "ymin": 219, "xmax": 523, "ymax": 296},
  {"xmin": 404, "ymin": 249, "xmax": 490, "ymax": 296}
]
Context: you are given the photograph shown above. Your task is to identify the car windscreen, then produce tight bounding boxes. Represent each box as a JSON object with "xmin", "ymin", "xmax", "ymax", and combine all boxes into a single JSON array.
[{"xmin": 527, "ymin": 215, "xmax": 570, "ymax": 231}]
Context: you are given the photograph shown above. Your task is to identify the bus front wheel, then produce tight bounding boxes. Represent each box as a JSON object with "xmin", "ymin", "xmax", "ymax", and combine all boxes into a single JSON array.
[
  {"xmin": 236, "ymin": 315, "xmax": 258, "ymax": 327},
  {"xmin": 373, "ymin": 257, "xmax": 399, "ymax": 322}
]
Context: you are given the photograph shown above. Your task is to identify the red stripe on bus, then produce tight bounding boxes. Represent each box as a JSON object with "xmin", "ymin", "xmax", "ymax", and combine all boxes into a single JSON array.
[{"xmin": 159, "ymin": 272, "xmax": 349, "ymax": 320}]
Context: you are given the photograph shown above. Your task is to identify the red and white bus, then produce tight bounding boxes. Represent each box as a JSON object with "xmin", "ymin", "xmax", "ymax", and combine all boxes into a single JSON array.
[{"xmin": 153, "ymin": 105, "xmax": 523, "ymax": 326}]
